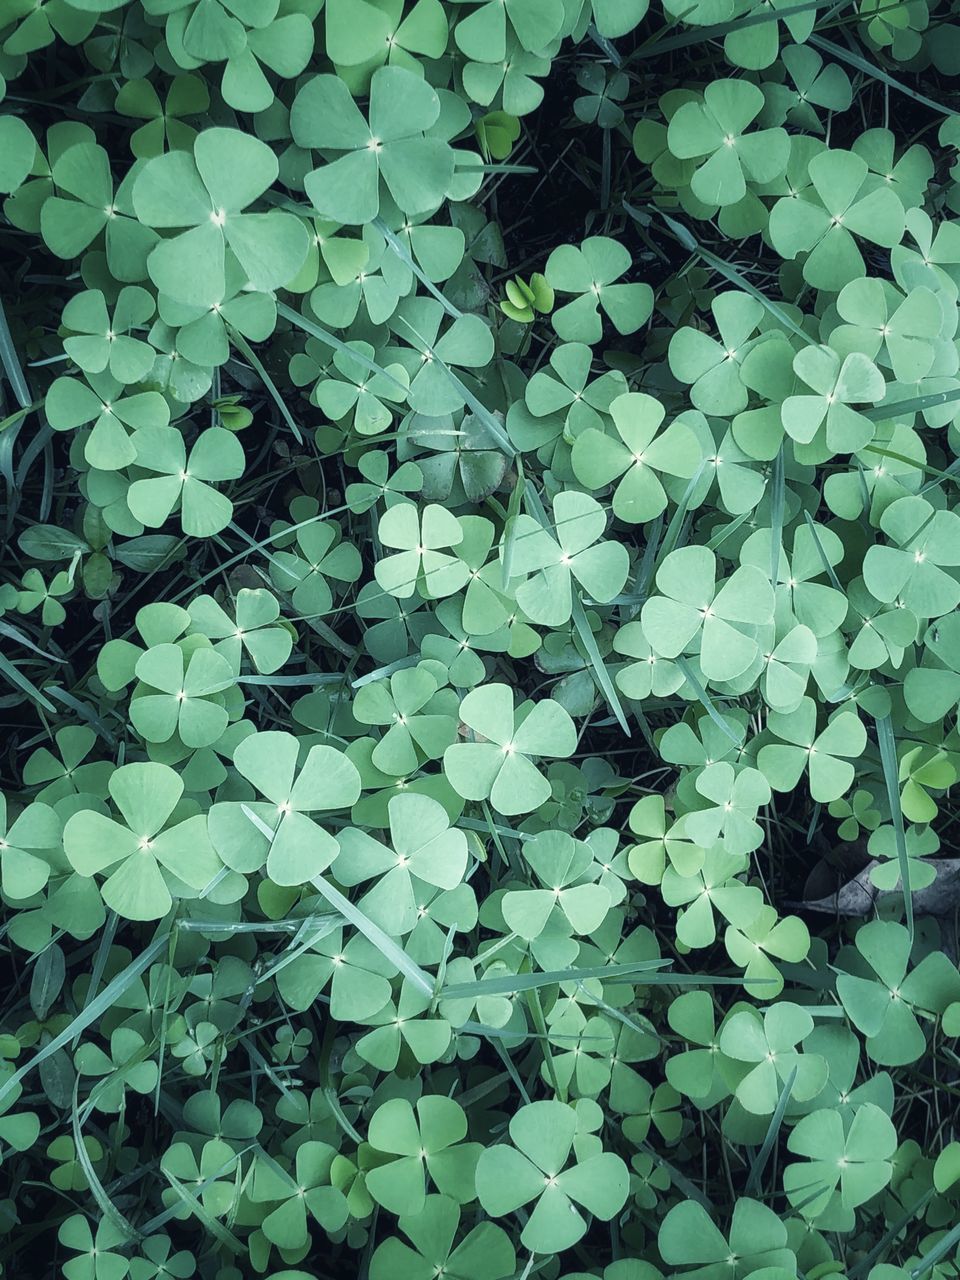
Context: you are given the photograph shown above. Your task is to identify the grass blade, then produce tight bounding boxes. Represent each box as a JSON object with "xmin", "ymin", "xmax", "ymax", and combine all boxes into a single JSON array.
[
  {"xmin": 500, "ymin": 458, "xmax": 526, "ymax": 585},
  {"xmin": 228, "ymin": 326, "xmax": 303, "ymax": 444},
  {"xmin": 744, "ymin": 1065, "xmax": 796, "ymax": 1196},
  {"xmin": 849, "ymin": 1187, "xmax": 935, "ymax": 1279},
  {"xmin": 394, "ymin": 314, "xmax": 517, "ymax": 460},
  {"xmin": 655, "ymin": 460, "xmax": 707, "ymax": 569},
  {"xmin": 309, "ymin": 872, "xmax": 435, "ymax": 997},
  {"xmin": 801, "ymin": 510, "xmax": 844, "ymax": 592},
  {"xmin": 0, "ymin": 650, "xmax": 56, "ymax": 713},
  {"xmin": 162, "ymin": 1169, "xmax": 244, "ymax": 1254},
  {"xmin": 73, "ymin": 1090, "xmax": 142, "ymax": 1243},
  {"xmin": 626, "ymin": 203, "xmax": 812, "ymax": 344},
  {"xmin": 810, "ymin": 34, "xmax": 959, "ymax": 117},
  {"xmin": 440, "ymin": 959, "xmax": 672, "ymax": 999},
  {"xmin": 373, "ymin": 217, "xmax": 463, "ymax": 319},
  {"xmin": 0, "ymin": 295, "xmax": 31, "ymax": 408},
  {"xmin": 631, "ymin": 0, "xmax": 846, "ymax": 58},
  {"xmin": 911, "ymin": 1217, "xmax": 960, "ymax": 1279},
  {"xmin": 0, "ymin": 930, "xmax": 171, "ymax": 1107},
  {"xmin": 769, "ymin": 445, "xmax": 785, "ymax": 588},
  {"xmin": 277, "ymin": 302, "xmax": 409, "ymax": 395},
  {"xmin": 675, "ymin": 656, "xmax": 742, "ymax": 746},
  {"xmin": 572, "ymin": 592, "xmax": 632, "ymax": 736},
  {"xmin": 876, "ymin": 713, "xmax": 914, "ymax": 939},
  {"xmin": 521, "ymin": 481, "xmax": 631, "ymax": 734},
  {"xmin": 866, "ymin": 387, "xmax": 960, "ymax": 421}
]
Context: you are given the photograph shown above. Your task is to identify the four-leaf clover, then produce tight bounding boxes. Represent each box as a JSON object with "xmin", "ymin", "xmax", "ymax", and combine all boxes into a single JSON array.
[{"xmin": 475, "ymin": 1100, "xmax": 629, "ymax": 1253}]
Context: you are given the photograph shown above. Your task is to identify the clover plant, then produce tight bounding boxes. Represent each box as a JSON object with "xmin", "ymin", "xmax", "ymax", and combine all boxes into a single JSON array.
[{"xmin": 3, "ymin": 3, "xmax": 960, "ymax": 1278}]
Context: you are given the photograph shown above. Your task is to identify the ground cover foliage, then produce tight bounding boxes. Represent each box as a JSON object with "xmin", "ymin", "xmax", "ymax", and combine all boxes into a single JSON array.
[{"xmin": 6, "ymin": 0, "xmax": 960, "ymax": 1277}]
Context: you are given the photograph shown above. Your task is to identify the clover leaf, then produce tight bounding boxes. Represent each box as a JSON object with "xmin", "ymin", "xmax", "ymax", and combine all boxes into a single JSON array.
[
  {"xmin": 626, "ymin": 794, "xmax": 702, "ymax": 885},
  {"xmin": 187, "ymin": 588, "xmax": 292, "ymax": 675},
  {"xmin": 45, "ymin": 371, "xmax": 171, "ymax": 472},
  {"xmin": 269, "ymin": 519, "xmax": 363, "ymax": 617},
  {"xmin": 313, "ymin": 340, "xmax": 409, "ymax": 437},
  {"xmin": 782, "ymin": 345, "xmax": 884, "ymax": 453},
  {"xmin": 0, "ymin": 795, "xmax": 60, "ymax": 900},
  {"xmin": 719, "ymin": 1002, "xmax": 828, "ymax": 1114},
  {"xmin": 724, "ymin": 905, "xmax": 810, "ymax": 997},
  {"xmin": 58, "ymin": 1215, "xmax": 129, "ymax": 1280},
  {"xmin": 685, "ymin": 762, "xmax": 771, "ymax": 855},
  {"xmin": 390, "ymin": 296, "xmax": 495, "ymax": 416},
  {"xmin": 132, "ymin": 128, "xmax": 308, "ymax": 306},
  {"xmin": 115, "ymin": 72, "xmax": 209, "ymax": 159},
  {"xmin": 353, "ymin": 664, "xmax": 458, "ymax": 775},
  {"xmin": 292, "ymin": 67, "xmax": 455, "ymax": 225},
  {"xmin": 545, "ymin": 236, "xmax": 653, "ymax": 344},
  {"xmin": 365, "ymin": 1095, "xmax": 481, "ymax": 1217},
  {"xmin": 333, "ymin": 792, "xmax": 468, "ymax": 936},
  {"xmin": 375, "ymin": 502, "xmax": 470, "ymax": 600},
  {"xmin": 369, "ymin": 1195, "xmax": 515, "ymax": 1280},
  {"xmin": 454, "ymin": 0, "xmax": 564, "ymax": 60},
  {"xmin": 509, "ymin": 490, "xmax": 630, "ymax": 626},
  {"xmin": 129, "ymin": 643, "xmax": 235, "ymax": 747},
  {"xmin": 525, "ymin": 342, "xmax": 626, "ymax": 434},
  {"xmin": 784, "ymin": 1103, "xmax": 897, "ymax": 1218},
  {"xmin": 863, "ymin": 495, "xmax": 960, "ymax": 618},
  {"xmin": 572, "ymin": 391, "xmax": 702, "ymax": 523},
  {"xmin": 834, "ymin": 277, "xmax": 941, "ymax": 383},
  {"xmin": 769, "ymin": 147, "xmax": 906, "ymax": 290},
  {"xmin": 410, "ymin": 411, "xmax": 509, "ymax": 504},
  {"xmin": 659, "ymin": 1197, "xmax": 796, "ymax": 1280},
  {"xmin": 476, "ymin": 1100, "xmax": 629, "ymax": 1254},
  {"xmin": 63, "ymin": 762, "xmax": 221, "ymax": 920},
  {"xmin": 667, "ymin": 80, "xmax": 788, "ymax": 206},
  {"xmin": 614, "ymin": 623, "xmax": 686, "ymax": 703},
  {"xmin": 126, "ymin": 426, "xmax": 245, "ymax": 537},
  {"xmin": 868, "ymin": 822, "xmax": 939, "ymax": 891},
  {"xmin": 208, "ymin": 730, "xmax": 360, "ymax": 884},
  {"xmin": 443, "ymin": 682, "xmax": 576, "ymax": 815},
  {"xmin": 326, "ymin": 0, "xmax": 449, "ymax": 73},
  {"xmin": 669, "ymin": 292, "xmax": 765, "ymax": 417},
  {"xmin": 502, "ymin": 829, "xmax": 611, "ymax": 939},
  {"xmin": 836, "ymin": 919, "xmax": 960, "ymax": 1065},
  {"xmin": 641, "ymin": 546, "xmax": 775, "ymax": 682},
  {"xmin": 41, "ymin": 137, "xmax": 156, "ymax": 272},
  {"xmin": 249, "ymin": 1142, "xmax": 348, "ymax": 1249},
  {"xmin": 62, "ymin": 287, "xmax": 155, "ymax": 385},
  {"xmin": 758, "ymin": 698, "xmax": 867, "ymax": 803}
]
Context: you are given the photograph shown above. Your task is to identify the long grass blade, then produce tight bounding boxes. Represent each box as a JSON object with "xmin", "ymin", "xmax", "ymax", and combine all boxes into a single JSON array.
[
  {"xmin": 0, "ymin": 930, "xmax": 172, "ymax": 1107},
  {"xmin": 277, "ymin": 302, "xmax": 409, "ymax": 394},
  {"xmin": 675, "ymin": 656, "xmax": 742, "ymax": 746},
  {"xmin": 810, "ymin": 34, "xmax": 959, "ymax": 117},
  {"xmin": 631, "ymin": 0, "xmax": 850, "ymax": 58},
  {"xmin": 876, "ymin": 713, "xmax": 914, "ymax": 939},
  {"xmin": 572, "ymin": 592, "xmax": 632, "ymax": 736},
  {"xmin": 769, "ymin": 445, "xmax": 785, "ymax": 588},
  {"xmin": 309, "ymin": 873, "xmax": 435, "ymax": 997},
  {"xmin": 373, "ymin": 217, "xmax": 462, "ymax": 319},
  {"xmin": 0, "ymin": 296, "xmax": 31, "ymax": 409},
  {"xmin": 441, "ymin": 959, "xmax": 671, "ymax": 999},
  {"xmin": 865, "ymin": 387, "xmax": 960, "ymax": 421},
  {"xmin": 73, "ymin": 1089, "xmax": 142, "ymax": 1242},
  {"xmin": 228, "ymin": 326, "xmax": 303, "ymax": 444},
  {"xmin": 911, "ymin": 1217, "xmax": 960, "ymax": 1279},
  {"xmin": 0, "ymin": 650, "xmax": 56, "ymax": 713},
  {"xmin": 626, "ymin": 204, "xmax": 812, "ymax": 343},
  {"xmin": 744, "ymin": 1065, "xmax": 797, "ymax": 1196},
  {"xmin": 162, "ymin": 1170, "xmax": 245, "ymax": 1254}
]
